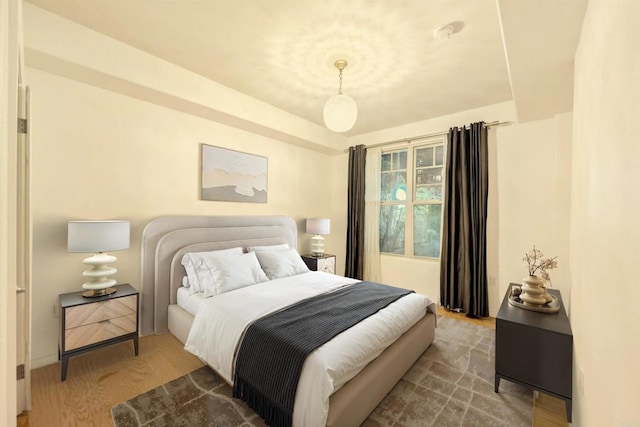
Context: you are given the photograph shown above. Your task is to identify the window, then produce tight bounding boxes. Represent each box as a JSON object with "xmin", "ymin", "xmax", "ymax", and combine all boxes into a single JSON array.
[
  {"xmin": 380, "ymin": 151, "xmax": 407, "ymax": 254},
  {"xmin": 379, "ymin": 138, "xmax": 445, "ymax": 258}
]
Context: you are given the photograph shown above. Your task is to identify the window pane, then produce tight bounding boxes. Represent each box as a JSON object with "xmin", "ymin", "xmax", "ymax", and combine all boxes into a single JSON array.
[
  {"xmin": 414, "ymin": 204, "xmax": 442, "ymax": 257},
  {"xmin": 415, "ymin": 185, "xmax": 443, "ymax": 201},
  {"xmin": 416, "ymin": 167, "xmax": 442, "ymax": 185},
  {"xmin": 381, "ymin": 172, "xmax": 407, "ymax": 201},
  {"xmin": 398, "ymin": 151, "xmax": 407, "ymax": 169},
  {"xmin": 416, "ymin": 147, "xmax": 433, "ymax": 167},
  {"xmin": 392, "ymin": 151, "xmax": 406, "ymax": 170},
  {"xmin": 381, "ymin": 153, "xmax": 391, "ymax": 171},
  {"xmin": 435, "ymin": 146, "xmax": 444, "ymax": 165},
  {"xmin": 415, "ymin": 166, "xmax": 443, "ymax": 202},
  {"xmin": 380, "ymin": 204, "xmax": 405, "ymax": 254}
]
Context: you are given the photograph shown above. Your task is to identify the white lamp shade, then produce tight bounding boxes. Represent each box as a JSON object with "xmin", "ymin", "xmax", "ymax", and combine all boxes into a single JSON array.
[
  {"xmin": 323, "ymin": 94, "xmax": 357, "ymax": 133},
  {"xmin": 68, "ymin": 220, "xmax": 130, "ymax": 253},
  {"xmin": 306, "ymin": 218, "xmax": 330, "ymax": 235}
]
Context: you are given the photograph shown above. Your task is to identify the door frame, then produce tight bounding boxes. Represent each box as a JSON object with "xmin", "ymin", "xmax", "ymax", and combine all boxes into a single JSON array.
[
  {"xmin": 16, "ymin": 80, "xmax": 31, "ymax": 415},
  {"xmin": 1, "ymin": 0, "xmax": 29, "ymax": 423}
]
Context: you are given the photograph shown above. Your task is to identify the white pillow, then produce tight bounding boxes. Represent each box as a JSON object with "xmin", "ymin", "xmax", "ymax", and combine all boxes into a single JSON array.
[
  {"xmin": 195, "ymin": 248, "xmax": 244, "ymax": 297},
  {"xmin": 182, "ymin": 276, "xmax": 190, "ymax": 288},
  {"xmin": 181, "ymin": 255, "xmax": 201, "ymax": 295},
  {"xmin": 207, "ymin": 251, "xmax": 269, "ymax": 295},
  {"xmin": 182, "ymin": 247, "xmax": 243, "ymax": 295},
  {"xmin": 255, "ymin": 248, "xmax": 310, "ymax": 280},
  {"xmin": 246, "ymin": 243, "xmax": 289, "ymax": 252}
]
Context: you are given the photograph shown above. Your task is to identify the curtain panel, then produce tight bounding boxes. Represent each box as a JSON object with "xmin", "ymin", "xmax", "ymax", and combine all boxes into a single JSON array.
[
  {"xmin": 363, "ymin": 147, "xmax": 381, "ymax": 282},
  {"xmin": 440, "ymin": 122, "xmax": 489, "ymax": 317},
  {"xmin": 345, "ymin": 145, "xmax": 366, "ymax": 279}
]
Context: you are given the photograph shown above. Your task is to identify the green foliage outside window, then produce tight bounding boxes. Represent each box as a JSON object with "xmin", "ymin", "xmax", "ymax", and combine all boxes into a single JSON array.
[
  {"xmin": 413, "ymin": 205, "xmax": 442, "ymax": 257},
  {"xmin": 379, "ymin": 141, "xmax": 445, "ymax": 258},
  {"xmin": 379, "ymin": 205, "xmax": 405, "ymax": 254}
]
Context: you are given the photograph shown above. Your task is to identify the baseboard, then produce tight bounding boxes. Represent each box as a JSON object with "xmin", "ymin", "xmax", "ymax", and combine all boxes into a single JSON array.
[{"xmin": 31, "ymin": 354, "xmax": 58, "ymax": 370}]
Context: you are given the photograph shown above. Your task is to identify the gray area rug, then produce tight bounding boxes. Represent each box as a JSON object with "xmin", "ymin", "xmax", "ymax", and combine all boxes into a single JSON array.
[{"xmin": 111, "ymin": 316, "xmax": 532, "ymax": 426}]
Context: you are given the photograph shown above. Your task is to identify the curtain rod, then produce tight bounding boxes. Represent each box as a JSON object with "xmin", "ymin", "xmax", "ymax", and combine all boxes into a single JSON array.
[{"xmin": 344, "ymin": 120, "xmax": 512, "ymax": 152}]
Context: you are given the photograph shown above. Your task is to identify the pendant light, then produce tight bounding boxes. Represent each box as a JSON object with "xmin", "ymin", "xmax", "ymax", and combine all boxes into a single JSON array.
[{"xmin": 323, "ymin": 60, "xmax": 358, "ymax": 133}]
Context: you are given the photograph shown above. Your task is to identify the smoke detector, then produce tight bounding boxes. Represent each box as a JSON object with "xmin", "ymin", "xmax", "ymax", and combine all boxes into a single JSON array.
[{"xmin": 433, "ymin": 24, "xmax": 455, "ymax": 41}]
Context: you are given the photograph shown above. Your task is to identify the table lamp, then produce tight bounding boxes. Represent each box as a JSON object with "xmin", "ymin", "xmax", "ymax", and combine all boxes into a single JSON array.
[
  {"xmin": 68, "ymin": 220, "xmax": 130, "ymax": 297},
  {"xmin": 306, "ymin": 218, "xmax": 330, "ymax": 256}
]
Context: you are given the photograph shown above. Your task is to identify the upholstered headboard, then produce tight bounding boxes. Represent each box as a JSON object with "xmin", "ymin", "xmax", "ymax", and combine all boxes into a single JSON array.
[{"xmin": 140, "ymin": 215, "xmax": 298, "ymax": 335}]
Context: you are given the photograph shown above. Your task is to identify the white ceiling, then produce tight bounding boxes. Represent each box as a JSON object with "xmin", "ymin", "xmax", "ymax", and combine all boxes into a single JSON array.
[{"xmin": 24, "ymin": 0, "xmax": 587, "ymax": 136}]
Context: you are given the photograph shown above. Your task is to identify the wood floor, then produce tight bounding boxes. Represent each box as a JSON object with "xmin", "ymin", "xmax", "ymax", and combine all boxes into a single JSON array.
[
  {"xmin": 18, "ymin": 334, "xmax": 203, "ymax": 427},
  {"xmin": 18, "ymin": 308, "xmax": 568, "ymax": 426}
]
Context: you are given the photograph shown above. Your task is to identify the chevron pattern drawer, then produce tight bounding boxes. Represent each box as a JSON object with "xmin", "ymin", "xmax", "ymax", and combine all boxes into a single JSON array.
[
  {"xmin": 65, "ymin": 312, "xmax": 136, "ymax": 351},
  {"xmin": 59, "ymin": 284, "xmax": 139, "ymax": 381},
  {"xmin": 65, "ymin": 294, "xmax": 137, "ymax": 329}
]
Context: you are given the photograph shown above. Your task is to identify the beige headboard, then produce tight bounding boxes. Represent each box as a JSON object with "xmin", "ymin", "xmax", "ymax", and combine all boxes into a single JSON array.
[{"xmin": 140, "ymin": 215, "xmax": 297, "ymax": 335}]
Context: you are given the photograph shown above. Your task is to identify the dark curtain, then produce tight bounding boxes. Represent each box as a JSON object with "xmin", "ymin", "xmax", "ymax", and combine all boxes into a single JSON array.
[
  {"xmin": 345, "ymin": 145, "xmax": 366, "ymax": 279},
  {"xmin": 440, "ymin": 122, "xmax": 489, "ymax": 317}
]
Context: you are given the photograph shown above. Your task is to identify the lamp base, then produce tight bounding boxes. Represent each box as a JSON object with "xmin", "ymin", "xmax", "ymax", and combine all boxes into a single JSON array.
[
  {"xmin": 311, "ymin": 234, "xmax": 325, "ymax": 256},
  {"xmin": 82, "ymin": 287, "xmax": 117, "ymax": 298},
  {"xmin": 80, "ymin": 253, "xmax": 119, "ymax": 297}
]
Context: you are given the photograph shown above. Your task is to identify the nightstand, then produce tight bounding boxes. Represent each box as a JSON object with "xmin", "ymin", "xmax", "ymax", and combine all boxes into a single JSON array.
[
  {"xmin": 59, "ymin": 283, "xmax": 139, "ymax": 381},
  {"xmin": 302, "ymin": 254, "xmax": 336, "ymax": 274},
  {"xmin": 495, "ymin": 284, "xmax": 573, "ymax": 422}
]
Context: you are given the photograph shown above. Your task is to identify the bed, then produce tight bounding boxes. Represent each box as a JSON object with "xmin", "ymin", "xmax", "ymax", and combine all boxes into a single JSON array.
[{"xmin": 141, "ymin": 215, "xmax": 436, "ymax": 427}]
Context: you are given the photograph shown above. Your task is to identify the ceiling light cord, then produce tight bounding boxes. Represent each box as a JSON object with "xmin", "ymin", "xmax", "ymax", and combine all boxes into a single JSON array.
[{"xmin": 335, "ymin": 59, "xmax": 348, "ymax": 95}]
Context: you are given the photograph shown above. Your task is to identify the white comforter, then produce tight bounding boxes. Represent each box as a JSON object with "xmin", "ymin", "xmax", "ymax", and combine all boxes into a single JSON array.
[{"xmin": 184, "ymin": 271, "xmax": 435, "ymax": 427}]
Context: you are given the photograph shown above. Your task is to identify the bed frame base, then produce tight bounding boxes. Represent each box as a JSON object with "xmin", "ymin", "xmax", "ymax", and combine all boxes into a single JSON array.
[
  {"xmin": 168, "ymin": 303, "xmax": 436, "ymax": 427},
  {"xmin": 327, "ymin": 312, "xmax": 435, "ymax": 427}
]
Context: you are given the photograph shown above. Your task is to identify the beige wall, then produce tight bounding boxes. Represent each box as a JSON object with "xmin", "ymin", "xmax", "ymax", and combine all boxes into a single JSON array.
[
  {"xmin": 570, "ymin": 1, "xmax": 640, "ymax": 424},
  {"xmin": 496, "ymin": 114, "xmax": 573, "ymax": 313},
  {"xmin": 28, "ymin": 68, "xmax": 342, "ymax": 368}
]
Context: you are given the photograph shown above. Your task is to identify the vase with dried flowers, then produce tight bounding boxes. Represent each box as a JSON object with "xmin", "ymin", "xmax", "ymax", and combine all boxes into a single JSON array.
[{"xmin": 520, "ymin": 245, "xmax": 558, "ymax": 307}]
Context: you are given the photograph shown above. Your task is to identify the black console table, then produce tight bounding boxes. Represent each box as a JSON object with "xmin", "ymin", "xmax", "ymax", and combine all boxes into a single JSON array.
[{"xmin": 495, "ymin": 283, "xmax": 573, "ymax": 422}]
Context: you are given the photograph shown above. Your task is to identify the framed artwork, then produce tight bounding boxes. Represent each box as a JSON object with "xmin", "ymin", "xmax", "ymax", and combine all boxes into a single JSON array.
[{"xmin": 200, "ymin": 144, "xmax": 268, "ymax": 203}]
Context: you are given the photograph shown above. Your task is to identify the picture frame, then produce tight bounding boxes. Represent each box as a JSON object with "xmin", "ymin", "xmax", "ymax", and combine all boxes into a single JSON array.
[{"xmin": 200, "ymin": 144, "xmax": 268, "ymax": 203}]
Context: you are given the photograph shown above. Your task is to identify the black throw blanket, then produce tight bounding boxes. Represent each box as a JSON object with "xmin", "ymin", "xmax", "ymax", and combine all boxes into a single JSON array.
[{"xmin": 233, "ymin": 281, "xmax": 414, "ymax": 427}]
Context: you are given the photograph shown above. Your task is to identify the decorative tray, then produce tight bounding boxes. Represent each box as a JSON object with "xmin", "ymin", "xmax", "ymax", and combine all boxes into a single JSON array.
[{"xmin": 508, "ymin": 284, "xmax": 560, "ymax": 313}]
